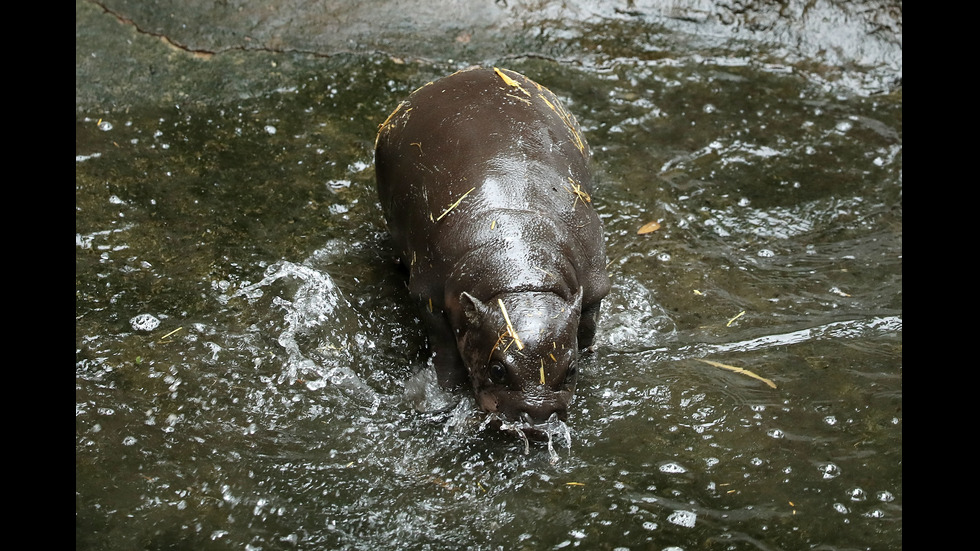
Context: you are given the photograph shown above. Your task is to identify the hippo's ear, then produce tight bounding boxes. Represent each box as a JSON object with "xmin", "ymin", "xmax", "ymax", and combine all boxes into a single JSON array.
[{"xmin": 460, "ymin": 292, "xmax": 493, "ymax": 330}]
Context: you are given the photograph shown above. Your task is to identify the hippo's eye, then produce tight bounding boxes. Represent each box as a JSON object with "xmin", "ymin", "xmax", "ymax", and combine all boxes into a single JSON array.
[
  {"xmin": 564, "ymin": 365, "xmax": 578, "ymax": 387},
  {"xmin": 489, "ymin": 362, "xmax": 508, "ymax": 385}
]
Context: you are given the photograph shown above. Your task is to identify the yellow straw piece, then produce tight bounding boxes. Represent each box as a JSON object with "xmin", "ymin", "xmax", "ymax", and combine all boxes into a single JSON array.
[
  {"xmin": 726, "ymin": 310, "xmax": 746, "ymax": 327},
  {"xmin": 497, "ymin": 299, "xmax": 524, "ymax": 350},
  {"xmin": 157, "ymin": 326, "xmax": 183, "ymax": 343},
  {"xmin": 695, "ymin": 358, "xmax": 777, "ymax": 389},
  {"xmin": 493, "ymin": 67, "xmax": 530, "ymax": 97},
  {"xmin": 435, "ymin": 187, "xmax": 476, "ymax": 222}
]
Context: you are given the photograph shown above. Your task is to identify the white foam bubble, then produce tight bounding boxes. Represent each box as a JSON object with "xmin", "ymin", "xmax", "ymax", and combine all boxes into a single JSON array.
[
  {"xmin": 667, "ymin": 510, "xmax": 696, "ymax": 528},
  {"xmin": 130, "ymin": 313, "xmax": 160, "ymax": 332}
]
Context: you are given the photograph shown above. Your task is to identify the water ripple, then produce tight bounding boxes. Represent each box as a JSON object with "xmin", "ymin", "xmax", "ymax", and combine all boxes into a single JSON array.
[{"xmin": 681, "ymin": 316, "xmax": 901, "ymax": 358}]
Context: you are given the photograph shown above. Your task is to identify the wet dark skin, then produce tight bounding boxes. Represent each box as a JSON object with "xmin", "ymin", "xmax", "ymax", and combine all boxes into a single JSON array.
[{"xmin": 375, "ymin": 67, "xmax": 610, "ymax": 435}]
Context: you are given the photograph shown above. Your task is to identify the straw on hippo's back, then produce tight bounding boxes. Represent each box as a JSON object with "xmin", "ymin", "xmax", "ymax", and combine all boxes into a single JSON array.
[{"xmin": 374, "ymin": 66, "xmax": 610, "ymax": 437}]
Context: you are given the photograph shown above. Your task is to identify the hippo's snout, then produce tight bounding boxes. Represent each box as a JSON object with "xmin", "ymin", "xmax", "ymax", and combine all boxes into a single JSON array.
[
  {"xmin": 512, "ymin": 394, "xmax": 570, "ymax": 424},
  {"xmin": 492, "ymin": 411, "xmax": 570, "ymax": 444},
  {"xmin": 478, "ymin": 385, "xmax": 572, "ymax": 440}
]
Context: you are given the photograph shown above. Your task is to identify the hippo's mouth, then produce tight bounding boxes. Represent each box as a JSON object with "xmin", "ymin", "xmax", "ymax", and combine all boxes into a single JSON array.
[{"xmin": 484, "ymin": 412, "xmax": 572, "ymax": 458}]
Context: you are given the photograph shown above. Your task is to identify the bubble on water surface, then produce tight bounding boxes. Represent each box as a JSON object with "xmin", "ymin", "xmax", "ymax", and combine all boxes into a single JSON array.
[
  {"xmin": 659, "ymin": 462, "xmax": 687, "ymax": 474},
  {"xmin": 667, "ymin": 510, "xmax": 696, "ymax": 528},
  {"xmin": 819, "ymin": 462, "xmax": 841, "ymax": 479},
  {"xmin": 326, "ymin": 179, "xmax": 352, "ymax": 191},
  {"xmin": 349, "ymin": 160, "xmax": 371, "ymax": 172},
  {"xmin": 130, "ymin": 313, "xmax": 160, "ymax": 332}
]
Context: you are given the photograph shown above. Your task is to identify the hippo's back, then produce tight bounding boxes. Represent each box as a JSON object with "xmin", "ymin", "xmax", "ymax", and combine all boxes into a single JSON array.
[{"xmin": 374, "ymin": 67, "xmax": 607, "ymax": 307}]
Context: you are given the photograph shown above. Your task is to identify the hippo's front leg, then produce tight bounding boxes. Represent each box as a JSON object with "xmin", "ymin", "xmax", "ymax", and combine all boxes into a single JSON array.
[
  {"xmin": 420, "ymin": 305, "xmax": 468, "ymax": 389},
  {"xmin": 579, "ymin": 301, "xmax": 602, "ymax": 352}
]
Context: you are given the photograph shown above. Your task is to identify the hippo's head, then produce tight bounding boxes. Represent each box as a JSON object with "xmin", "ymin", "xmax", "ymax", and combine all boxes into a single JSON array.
[{"xmin": 454, "ymin": 288, "xmax": 584, "ymax": 438}]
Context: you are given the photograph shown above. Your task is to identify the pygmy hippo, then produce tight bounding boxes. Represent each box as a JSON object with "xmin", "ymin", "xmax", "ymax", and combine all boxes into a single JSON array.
[{"xmin": 374, "ymin": 66, "xmax": 610, "ymax": 436}]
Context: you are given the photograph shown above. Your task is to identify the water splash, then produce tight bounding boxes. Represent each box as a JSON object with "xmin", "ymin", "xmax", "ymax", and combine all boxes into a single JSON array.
[
  {"xmin": 542, "ymin": 417, "xmax": 573, "ymax": 464},
  {"xmin": 488, "ymin": 412, "xmax": 573, "ymax": 463},
  {"xmin": 403, "ymin": 363, "xmax": 459, "ymax": 415},
  {"xmin": 231, "ymin": 259, "xmax": 376, "ymax": 404}
]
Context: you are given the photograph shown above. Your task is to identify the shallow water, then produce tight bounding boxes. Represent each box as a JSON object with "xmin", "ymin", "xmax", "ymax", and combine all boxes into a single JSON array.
[{"xmin": 77, "ymin": 2, "xmax": 901, "ymax": 549}]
